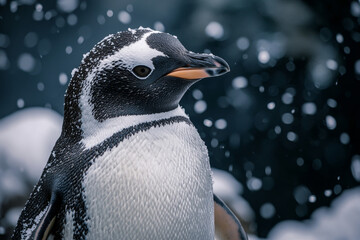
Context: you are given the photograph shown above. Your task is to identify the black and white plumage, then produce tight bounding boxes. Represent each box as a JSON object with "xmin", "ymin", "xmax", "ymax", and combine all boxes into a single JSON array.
[{"xmin": 12, "ymin": 27, "xmax": 247, "ymax": 240}]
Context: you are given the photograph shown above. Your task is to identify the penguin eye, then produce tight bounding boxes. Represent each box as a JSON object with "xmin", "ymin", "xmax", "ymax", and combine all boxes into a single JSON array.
[{"xmin": 132, "ymin": 65, "xmax": 152, "ymax": 79}]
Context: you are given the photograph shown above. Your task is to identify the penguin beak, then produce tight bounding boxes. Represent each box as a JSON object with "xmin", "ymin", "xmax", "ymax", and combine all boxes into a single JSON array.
[{"xmin": 166, "ymin": 52, "xmax": 230, "ymax": 80}]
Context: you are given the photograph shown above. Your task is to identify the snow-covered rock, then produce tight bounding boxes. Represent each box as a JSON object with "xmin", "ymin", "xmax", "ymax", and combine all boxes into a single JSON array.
[
  {"xmin": 0, "ymin": 107, "xmax": 62, "ymax": 186},
  {"xmin": 0, "ymin": 107, "xmax": 62, "ymax": 233},
  {"xmin": 212, "ymin": 168, "xmax": 255, "ymax": 222},
  {"xmin": 267, "ymin": 187, "xmax": 360, "ymax": 240}
]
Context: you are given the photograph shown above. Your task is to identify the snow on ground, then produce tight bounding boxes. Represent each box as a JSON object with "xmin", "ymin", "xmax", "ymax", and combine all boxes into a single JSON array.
[
  {"xmin": 248, "ymin": 186, "xmax": 360, "ymax": 240},
  {"xmin": 212, "ymin": 168, "xmax": 255, "ymax": 223},
  {"xmin": 0, "ymin": 107, "xmax": 62, "ymax": 199}
]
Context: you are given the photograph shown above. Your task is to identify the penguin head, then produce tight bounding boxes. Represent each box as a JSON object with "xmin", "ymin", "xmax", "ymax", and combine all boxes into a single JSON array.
[{"xmin": 65, "ymin": 28, "xmax": 229, "ymax": 134}]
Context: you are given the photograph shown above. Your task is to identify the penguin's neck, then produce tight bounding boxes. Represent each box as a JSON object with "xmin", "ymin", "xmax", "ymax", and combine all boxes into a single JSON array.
[{"xmin": 80, "ymin": 105, "xmax": 189, "ymax": 149}]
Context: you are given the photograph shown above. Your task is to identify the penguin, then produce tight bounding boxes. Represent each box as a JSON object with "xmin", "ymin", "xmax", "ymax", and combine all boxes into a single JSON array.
[{"xmin": 12, "ymin": 27, "xmax": 247, "ymax": 240}]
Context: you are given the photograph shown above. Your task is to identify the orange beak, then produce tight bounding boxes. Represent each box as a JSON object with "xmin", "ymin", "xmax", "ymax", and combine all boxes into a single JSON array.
[
  {"xmin": 166, "ymin": 67, "xmax": 214, "ymax": 79},
  {"xmin": 165, "ymin": 53, "xmax": 230, "ymax": 80}
]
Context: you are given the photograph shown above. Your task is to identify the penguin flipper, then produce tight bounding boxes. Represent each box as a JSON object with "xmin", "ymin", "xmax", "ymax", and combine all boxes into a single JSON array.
[
  {"xmin": 31, "ymin": 193, "xmax": 60, "ymax": 240},
  {"xmin": 214, "ymin": 194, "xmax": 248, "ymax": 240}
]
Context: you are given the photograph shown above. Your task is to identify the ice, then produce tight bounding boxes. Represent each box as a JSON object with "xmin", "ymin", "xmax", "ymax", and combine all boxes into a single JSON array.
[
  {"xmin": 355, "ymin": 59, "xmax": 360, "ymax": 75},
  {"xmin": 59, "ymin": 72, "xmax": 68, "ymax": 85},
  {"xmin": 247, "ymin": 177, "xmax": 262, "ymax": 191},
  {"xmin": 194, "ymin": 100, "xmax": 207, "ymax": 114},
  {"xmin": 351, "ymin": 155, "xmax": 360, "ymax": 182},
  {"xmin": 212, "ymin": 168, "xmax": 255, "ymax": 222},
  {"xmin": 24, "ymin": 32, "xmax": 38, "ymax": 48},
  {"xmin": 57, "ymin": 0, "xmax": 79, "ymax": 13},
  {"xmin": 302, "ymin": 102, "xmax": 317, "ymax": 115},
  {"xmin": 205, "ymin": 21, "xmax": 224, "ymax": 40},
  {"xmin": 267, "ymin": 187, "xmax": 360, "ymax": 240},
  {"xmin": 118, "ymin": 11, "xmax": 131, "ymax": 24},
  {"xmin": 17, "ymin": 53, "xmax": 35, "ymax": 72},
  {"xmin": 17, "ymin": 98, "xmax": 25, "ymax": 108},
  {"xmin": 232, "ymin": 76, "xmax": 248, "ymax": 89},
  {"xmin": 325, "ymin": 115, "xmax": 336, "ymax": 130},
  {"xmin": 281, "ymin": 113, "xmax": 294, "ymax": 125},
  {"xmin": 215, "ymin": 119, "xmax": 227, "ymax": 130},
  {"xmin": 258, "ymin": 50, "xmax": 270, "ymax": 64},
  {"xmin": 260, "ymin": 203, "xmax": 276, "ymax": 219},
  {"xmin": 237, "ymin": 37, "xmax": 250, "ymax": 51},
  {"xmin": 0, "ymin": 108, "xmax": 62, "ymax": 182},
  {"xmin": 0, "ymin": 50, "xmax": 10, "ymax": 70},
  {"xmin": 339, "ymin": 132, "xmax": 350, "ymax": 144}
]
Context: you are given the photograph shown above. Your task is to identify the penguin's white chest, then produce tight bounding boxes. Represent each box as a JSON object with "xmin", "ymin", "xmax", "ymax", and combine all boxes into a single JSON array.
[{"xmin": 76, "ymin": 121, "xmax": 213, "ymax": 239}]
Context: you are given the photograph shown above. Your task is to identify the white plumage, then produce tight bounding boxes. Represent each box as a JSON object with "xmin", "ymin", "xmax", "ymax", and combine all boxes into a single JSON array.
[{"xmin": 66, "ymin": 108, "xmax": 214, "ymax": 239}]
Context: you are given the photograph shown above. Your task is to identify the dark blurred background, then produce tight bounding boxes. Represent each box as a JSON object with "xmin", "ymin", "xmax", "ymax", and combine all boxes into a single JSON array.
[{"xmin": 1, "ymin": 0, "xmax": 360, "ymax": 239}]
